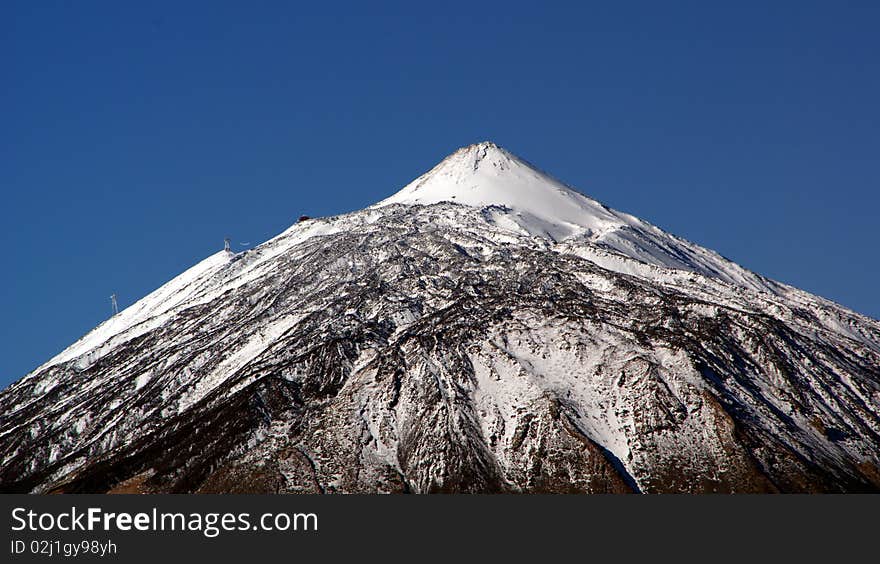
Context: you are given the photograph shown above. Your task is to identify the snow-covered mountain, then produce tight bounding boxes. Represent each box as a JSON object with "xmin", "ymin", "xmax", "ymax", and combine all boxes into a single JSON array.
[{"xmin": 2, "ymin": 142, "xmax": 879, "ymax": 493}]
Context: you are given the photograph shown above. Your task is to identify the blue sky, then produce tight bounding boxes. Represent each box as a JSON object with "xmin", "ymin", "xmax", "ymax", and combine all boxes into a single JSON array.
[{"xmin": 2, "ymin": 1, "xmax": 878, "ymax": 388}]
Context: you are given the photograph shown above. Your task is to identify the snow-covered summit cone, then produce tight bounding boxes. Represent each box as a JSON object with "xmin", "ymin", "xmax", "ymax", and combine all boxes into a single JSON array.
[{"xmin": 376, "ymin": 141, "xmax": 625, "ymax": 241}]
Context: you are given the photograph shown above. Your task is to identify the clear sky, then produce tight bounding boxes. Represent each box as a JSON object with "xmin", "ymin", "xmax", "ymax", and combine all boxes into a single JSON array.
[{"xmin": 2, "ymin": 1, "xmax": 878, "ymax": 388}]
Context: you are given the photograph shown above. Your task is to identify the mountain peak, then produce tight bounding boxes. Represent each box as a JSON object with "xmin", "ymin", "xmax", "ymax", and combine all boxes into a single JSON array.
[
  {"xmin": 452, "ymin": 140, "xmax": 506, "ymax": 161},
  {"xmin": 459, "ymin": 140, "xmax": 501, "ymax": 151},
  {"xmin": 414, "ymin": 140, "xmax": 522, "ymax": 180},
  {"xmin": 375, "ymin": 141, "xmax": 623, "ymax": 240}
]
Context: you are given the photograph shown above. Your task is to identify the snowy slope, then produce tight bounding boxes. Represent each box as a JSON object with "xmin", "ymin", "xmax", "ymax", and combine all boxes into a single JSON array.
[
  {"xmin": 39, "ymin": 251, "xmax": 234, "ymax": 371},
  {"xmin": 29, "ymin": 217, "xmax": 348, "ymax": 377},
  {"xmin": 1, "ymin": 141, "xmax": 879, "ymax": 494}
]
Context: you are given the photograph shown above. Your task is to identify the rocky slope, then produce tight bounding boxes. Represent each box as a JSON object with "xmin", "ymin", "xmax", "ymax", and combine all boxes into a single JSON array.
[{"xmin": 2, "ymin": 142, "xmax": 879, "ymax": 493}]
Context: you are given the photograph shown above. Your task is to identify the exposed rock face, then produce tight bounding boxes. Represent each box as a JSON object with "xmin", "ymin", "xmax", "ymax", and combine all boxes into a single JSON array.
[{"xmin": 2, "ymin": 143, "xmax": 879, "ymax": 493}]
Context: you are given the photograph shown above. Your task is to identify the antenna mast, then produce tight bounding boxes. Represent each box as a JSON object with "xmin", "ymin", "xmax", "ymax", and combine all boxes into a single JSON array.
[{"xmin": 110, "ymin": 293, "xmax": 119, "ymax": 316}]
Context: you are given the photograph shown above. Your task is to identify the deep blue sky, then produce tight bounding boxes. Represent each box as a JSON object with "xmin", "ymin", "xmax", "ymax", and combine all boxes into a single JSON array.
[{"xmin": 2, "ymin": 1, "xmax": 878, "ymax": 388}]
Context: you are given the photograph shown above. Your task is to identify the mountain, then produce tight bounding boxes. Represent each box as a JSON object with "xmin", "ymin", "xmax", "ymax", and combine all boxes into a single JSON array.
[{"xmin": 2, "ymin": 142, "xmax": 879, "ymax": 493}]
